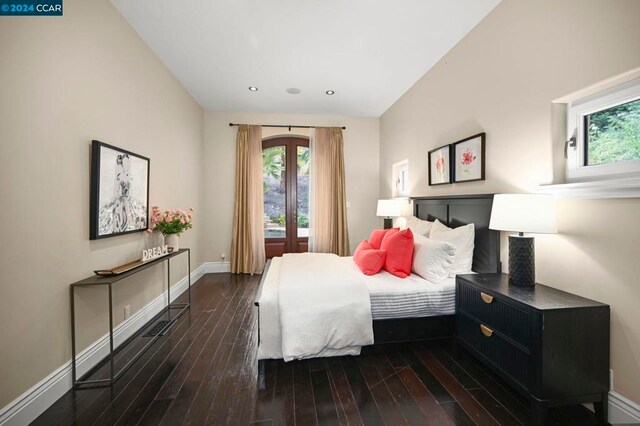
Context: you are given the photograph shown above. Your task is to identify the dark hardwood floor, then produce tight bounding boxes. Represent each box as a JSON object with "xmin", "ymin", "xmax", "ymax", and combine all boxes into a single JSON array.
[{"xmin": 35, "ymin": 273, "xmax": 604, "ymax": 425}]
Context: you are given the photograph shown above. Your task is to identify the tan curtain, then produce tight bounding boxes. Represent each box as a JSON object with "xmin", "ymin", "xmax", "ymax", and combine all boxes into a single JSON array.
[
  {"xmin": 231, "ymin": 125, "xmax": 266, "ymax": 274},
  {"xmin": 309, "ymin": 127, "xmax": 350, "ymax": 256}
]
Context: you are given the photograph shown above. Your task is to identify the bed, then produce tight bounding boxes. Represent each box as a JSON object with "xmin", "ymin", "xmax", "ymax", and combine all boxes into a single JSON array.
[{"xmin": 254, "ymin": 194, "xmax": 500, "ymax": 371}]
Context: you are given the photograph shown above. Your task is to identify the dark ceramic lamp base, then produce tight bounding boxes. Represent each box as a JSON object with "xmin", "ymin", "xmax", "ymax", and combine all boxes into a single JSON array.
[
  {"xmin": 508, "ymin": 235, "xmax": 535, "ymax": 286},
  {"xmin": 383, "ymin": 218, "xmax": 393, "ymax": 229}
]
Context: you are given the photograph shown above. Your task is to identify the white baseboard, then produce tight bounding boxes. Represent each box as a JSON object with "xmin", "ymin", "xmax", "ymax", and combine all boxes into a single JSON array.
[
  {"xmin": 0, "ymin": 263, "xmax": 206, "ymax": 426},
  {"xmin": 204, "ymin": 261, "xmax": 231, "ymax": 273},
  {"xmin": 610, "ymin": 391, "xmax": 640, "ymax": 424}
]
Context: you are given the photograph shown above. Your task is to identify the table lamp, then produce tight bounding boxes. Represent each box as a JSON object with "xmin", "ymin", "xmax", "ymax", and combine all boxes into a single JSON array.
[
  {"xmin": 376, "ymin": 199, "xmax": 406, "ymax": 229},
  {"xmin": 489, "ymin": 194, "xmax": 557, "ymax": 286}
]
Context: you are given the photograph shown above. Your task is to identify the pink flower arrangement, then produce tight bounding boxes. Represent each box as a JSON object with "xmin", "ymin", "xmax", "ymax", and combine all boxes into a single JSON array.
[
  {"xmin": 461, "ymin": 149, "xmax": 476, "ymax": 165},
  {"xmin": 149, "ymin": 206, "xmax": 194, "ymax": 236}
]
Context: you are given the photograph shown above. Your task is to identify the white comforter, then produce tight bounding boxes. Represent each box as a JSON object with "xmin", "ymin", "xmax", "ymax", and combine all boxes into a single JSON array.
[{"xmin": 264, "ymin": 253, "xmax": 374, "ymax": 361}]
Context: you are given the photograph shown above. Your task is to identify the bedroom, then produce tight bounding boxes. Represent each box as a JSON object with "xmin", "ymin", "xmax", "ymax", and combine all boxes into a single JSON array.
[{"xmin": 1, "ymin": 0, "xmax": 639, "ymax": 425}]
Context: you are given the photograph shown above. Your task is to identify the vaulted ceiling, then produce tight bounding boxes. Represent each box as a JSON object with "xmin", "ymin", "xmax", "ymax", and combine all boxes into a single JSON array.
[{"xmin": 112, "ymin": 0, "xmax": 500, "ymax": 117}]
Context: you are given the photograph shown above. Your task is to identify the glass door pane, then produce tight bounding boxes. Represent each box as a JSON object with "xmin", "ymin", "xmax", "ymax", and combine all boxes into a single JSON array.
[
  {"xmin": 263, "ymin": 146, "xmax": 286, "ymax": 238},
  {"xmin": 297, "ymin": 146, "xmax": 309, "ymax": 237}
]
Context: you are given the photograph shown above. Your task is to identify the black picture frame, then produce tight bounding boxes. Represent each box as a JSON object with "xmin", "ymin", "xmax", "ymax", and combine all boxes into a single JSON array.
[
  {"xmin": 452, "ymin": 132, "xmax": 486, "ymax": 183},
  {"xmin": 428, "ymin": 144, "xmax": 452, "ymax": 186},
  {"xmin": 90, "ymin": 140, "xmax": 150, "ymax": 240}
]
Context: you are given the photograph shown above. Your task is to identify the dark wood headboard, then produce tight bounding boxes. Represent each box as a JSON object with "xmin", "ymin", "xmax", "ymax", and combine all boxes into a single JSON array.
[{"xmin": 412, "ymin": 194, "xmax": 501, "ymax": 274}]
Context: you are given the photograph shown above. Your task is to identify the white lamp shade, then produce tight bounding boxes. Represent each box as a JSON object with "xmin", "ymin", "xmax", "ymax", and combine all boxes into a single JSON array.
[
  {"xmin": 376, "ymin": 199, "xmax": 407, "ymax": 217},
  {"xmin": 489, "ymin": 194, "xmax": 558, "ymax": 234}
]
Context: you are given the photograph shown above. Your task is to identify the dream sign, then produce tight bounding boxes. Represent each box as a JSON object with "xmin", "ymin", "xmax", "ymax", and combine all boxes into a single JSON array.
[{"xmin": 142, "ymin": 245, "xmax": 169, "ymax": 262}]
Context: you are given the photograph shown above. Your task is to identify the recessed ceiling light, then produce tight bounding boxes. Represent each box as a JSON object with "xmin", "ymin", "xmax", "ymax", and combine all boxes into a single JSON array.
[
  {"xmin": 248, "ymin": 86, "xmax": 258, "ymax": 91},
  {"xmin": 326, "ymin": 90, "xmax": 335, "ymax": 95},
  {"xmin": 286, "ymin": 88, "xmax": 301, "ymax": 94}
]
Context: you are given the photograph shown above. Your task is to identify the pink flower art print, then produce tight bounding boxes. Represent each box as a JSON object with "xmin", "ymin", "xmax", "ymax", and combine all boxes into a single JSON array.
[
  {"xmin": 459, "ymin": 148, "xmax": 477, "ymax": 178},
  {"xmin": 461, "ymin": 149, "xmax": 476, "ymax": 166},
  {"xmin": 434, "ymin": 152, "xmax": 447, "ymax": 183},
  {"xmin": 430, "ymin": 144, "xmax": 459, "ymax": 185},
  {"xmin": 453, "ymin": 133, "xmax": 485, "ymax": 182},
  {"xmin": 436, "ymin": 155, "xmax": 446, "ymax": 173}
]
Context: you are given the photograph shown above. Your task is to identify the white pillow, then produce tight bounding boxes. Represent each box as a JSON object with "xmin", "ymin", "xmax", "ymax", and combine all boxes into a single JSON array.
[
  {"xmin": 394, "ymin": 215, "xmax": 433, "ymax": 236},
  {"xmin": 429, "ymin": 219, "xmax": 475, "ymax": 276},
  {"xmin": 412, "ymin": 233, "xmax": 455, "ymax": 283}
]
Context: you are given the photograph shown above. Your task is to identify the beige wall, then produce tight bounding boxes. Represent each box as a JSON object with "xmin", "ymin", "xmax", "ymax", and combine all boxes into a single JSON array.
[
  {"xmin": 204, "ymin": 112, "xmax": 380, "ymax": 261},
  {"xmin": 380, "ymin": 0, "xmax": 640, "ymax": 403},
  {"xmin": 0, "ymin": 0, "xmax": 204, "ymax": 408}
]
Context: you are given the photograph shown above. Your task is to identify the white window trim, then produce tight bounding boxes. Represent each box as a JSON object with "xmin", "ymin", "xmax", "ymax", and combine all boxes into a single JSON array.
[
  {"xmin": 538, "ymin": 175, "xmax": 640, "ymax": 199},
  {"xmin": 392, "ymin": 160, "xmax": 409, "ymax": 198},
  {"xmin": 566, "ymin": 79, "xmax": 640, "ymax": 182}
]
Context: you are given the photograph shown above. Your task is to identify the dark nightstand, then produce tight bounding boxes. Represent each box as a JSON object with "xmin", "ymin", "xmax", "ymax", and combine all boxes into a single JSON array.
[{"xmin": 456, "ymin": 273, "xmax": 610, "ymax": 425}]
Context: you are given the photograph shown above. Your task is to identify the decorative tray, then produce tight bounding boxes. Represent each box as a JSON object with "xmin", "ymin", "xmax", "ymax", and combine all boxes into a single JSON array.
[{"xmin": 94, "ymin": 251, "xmax": 173, "ymax": 276}]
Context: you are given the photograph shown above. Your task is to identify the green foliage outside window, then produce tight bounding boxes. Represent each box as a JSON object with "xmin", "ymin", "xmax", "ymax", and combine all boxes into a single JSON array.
[
  {"xmin": 297, "ymin": 214, "xmax": 309, "ymax": 228},
  {"xmin": 587, "ymin": 98, "xmax": 640, "ymax": 165},
  {"xmin": 263, "ymin": 146, "xmax": 285, "ymax": 191}
]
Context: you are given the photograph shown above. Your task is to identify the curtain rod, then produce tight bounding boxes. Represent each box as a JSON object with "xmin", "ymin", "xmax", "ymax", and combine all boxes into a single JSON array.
[{"xmin": 229, "ymin": 123, "xmax": 346, "ymax": 130}]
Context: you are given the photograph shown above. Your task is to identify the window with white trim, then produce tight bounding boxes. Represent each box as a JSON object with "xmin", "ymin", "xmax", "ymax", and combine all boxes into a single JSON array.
[
  {"xmin": 392, "ymin": 160, "xmax": 409, "ymax": 197},
  {"xmin": 566, "ymin": 79, "xmax": 640, "ymax": 182}
]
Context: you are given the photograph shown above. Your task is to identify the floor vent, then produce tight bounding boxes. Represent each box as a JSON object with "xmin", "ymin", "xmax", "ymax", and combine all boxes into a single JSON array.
[{"xmin": 143, "ymin": 320, "xmax": 174, "ymax": 337}]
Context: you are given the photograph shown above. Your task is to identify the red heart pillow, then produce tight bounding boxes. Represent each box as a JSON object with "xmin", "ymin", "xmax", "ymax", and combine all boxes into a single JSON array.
[
  {"xmin": 369, "ymin": 228, "xmax": 399, "ymax": 250},
  {"xmin": 354, "ymin": 245, "xmax": 387, "ymax": 276},
  {"xmin": 380, "ymin": 228, "xmax": 414, "ymax": 278},
  {"xmin": 354, "ymin": 239, "xmax": 374, "ymax": 256}
]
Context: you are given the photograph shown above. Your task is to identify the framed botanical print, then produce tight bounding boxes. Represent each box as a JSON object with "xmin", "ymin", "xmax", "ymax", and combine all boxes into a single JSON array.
[
  {"xmin": 452, "ymin": 132, "xmax": 485, "ymax": 183},
  {"xmin": 90, "ymin": 140, "xmax": 150, "ymax": 240},
  {"xmin": 428, "ymin": 144, "xmax": 452, "ymax": 185}
]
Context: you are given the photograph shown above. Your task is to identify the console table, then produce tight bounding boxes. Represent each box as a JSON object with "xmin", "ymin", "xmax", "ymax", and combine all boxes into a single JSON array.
[{"xmin": 70, "ymin": 248, "xmax": 191, "ymax": 388}]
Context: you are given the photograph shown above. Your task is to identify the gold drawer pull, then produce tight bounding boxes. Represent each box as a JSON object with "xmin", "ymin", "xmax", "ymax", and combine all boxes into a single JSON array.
[
  {"xmin": 480, "ymin": 324, "xmax": 493, "ymax": 337},
  {"xmin": 480, "ymin": 292, "xmax": 494, "ymax": 304}
]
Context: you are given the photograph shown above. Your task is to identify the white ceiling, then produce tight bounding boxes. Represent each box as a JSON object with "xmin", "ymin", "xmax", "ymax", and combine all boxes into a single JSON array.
[{"xmin": 111, "ymin": 0, "xmax": 500, "ymax": 117}]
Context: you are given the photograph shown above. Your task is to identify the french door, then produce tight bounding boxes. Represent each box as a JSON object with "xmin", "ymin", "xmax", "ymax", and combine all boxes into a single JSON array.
[{"xmin": 262, "ymin": 137, "xmax": 309, "ymax": 258}]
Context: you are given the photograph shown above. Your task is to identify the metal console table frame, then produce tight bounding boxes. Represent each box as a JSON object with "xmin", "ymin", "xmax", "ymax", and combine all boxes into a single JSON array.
[{"xmin": 70, "ymin": 248, "xmax": 191, "ymax": 389}]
